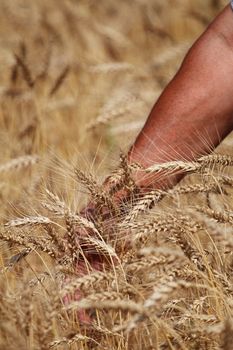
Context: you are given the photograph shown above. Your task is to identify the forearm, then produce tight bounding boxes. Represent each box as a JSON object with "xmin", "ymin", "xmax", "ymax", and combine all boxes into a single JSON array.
[
  {"xmin": 72, "ymin": 5, "xmax": 233, "ymax": 321},
  {"xmin": 128, "ymin": 5, "xmax": 233, "ymax": 186}
]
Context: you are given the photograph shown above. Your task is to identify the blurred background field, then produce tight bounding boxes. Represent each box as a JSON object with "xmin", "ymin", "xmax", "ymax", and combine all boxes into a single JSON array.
[
  {"xmin": 0, "ymin": 0, "xmax": 230, "ymax": 162},
  {"xmin": 0, "ymin": 1, "xmax": 232, "ymax": 349},
  {"xmin": 0, "ymin": 0, "xmax": 231, "ymax": 210}
]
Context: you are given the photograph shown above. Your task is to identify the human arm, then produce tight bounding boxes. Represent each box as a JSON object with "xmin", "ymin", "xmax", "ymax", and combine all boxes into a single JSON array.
[
  {"xmin": 128, "ymin": 4, "xmax": 233, "ymax": 189},
  {"xmin": 72, "ymin": 4, "xmax": 233, "ymax": 324}
]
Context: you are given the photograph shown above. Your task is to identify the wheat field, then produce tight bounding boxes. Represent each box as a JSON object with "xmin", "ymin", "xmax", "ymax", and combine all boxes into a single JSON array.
[{"xmin": 0, "ymin": 0, "xmax": 233, "ymax": 349}]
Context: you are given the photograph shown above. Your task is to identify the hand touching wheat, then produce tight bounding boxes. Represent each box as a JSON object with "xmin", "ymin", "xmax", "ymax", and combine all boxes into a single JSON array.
[{"xmin": 70, "ymin": 4, "xmax": 233, "ymax": 324}]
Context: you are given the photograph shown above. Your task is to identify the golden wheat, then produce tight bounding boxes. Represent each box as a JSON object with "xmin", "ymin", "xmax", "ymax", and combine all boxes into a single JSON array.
[{"xmin": 0, "ymin": 1, "xmax": 232, "ymax": 349}]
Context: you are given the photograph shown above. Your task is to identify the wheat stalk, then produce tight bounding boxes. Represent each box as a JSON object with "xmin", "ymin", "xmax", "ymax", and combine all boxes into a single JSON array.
[
  {"xmin": 61, "ymin": 271, "xmax": 113, "ymax": 296},
  {"xmin": 49, "ymin": 334, "xmax": 99, "ymax": 348},
  {"xmin": 86, "ymin": 92, "xmax": 136, "ymax": 131},
  {"xmin": 0, "ymin": 155, "xmax": 39, "ymax": 174},
  {"xmin": 66, "ymin": 298, "xmax": 145, "ymax": 314},
  {"xmin": 197, "ymin": 207, "xmax": 233, "ymax": 225},
  {"xmin": 145, "ymin": 154, "xmax": 233, "ymax": 175},
  {"xmin": 4, "ymin": 215, "xmax": 52, "ymax": 227}
]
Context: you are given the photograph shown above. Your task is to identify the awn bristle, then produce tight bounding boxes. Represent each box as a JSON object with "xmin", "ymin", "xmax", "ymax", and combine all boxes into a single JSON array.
[{"xmin": 0, "ymin": 1, "xmax": 233, "ymax": 349}]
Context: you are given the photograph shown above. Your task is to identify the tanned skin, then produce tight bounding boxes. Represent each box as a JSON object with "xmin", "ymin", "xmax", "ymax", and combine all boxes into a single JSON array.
[
  {"xmin": 73, "ymin": 5, "xmax": 233, "ymax": 323},
  {"xmin": 128, "ymin": 5, "xmax": 233, "ymax": 189}
]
